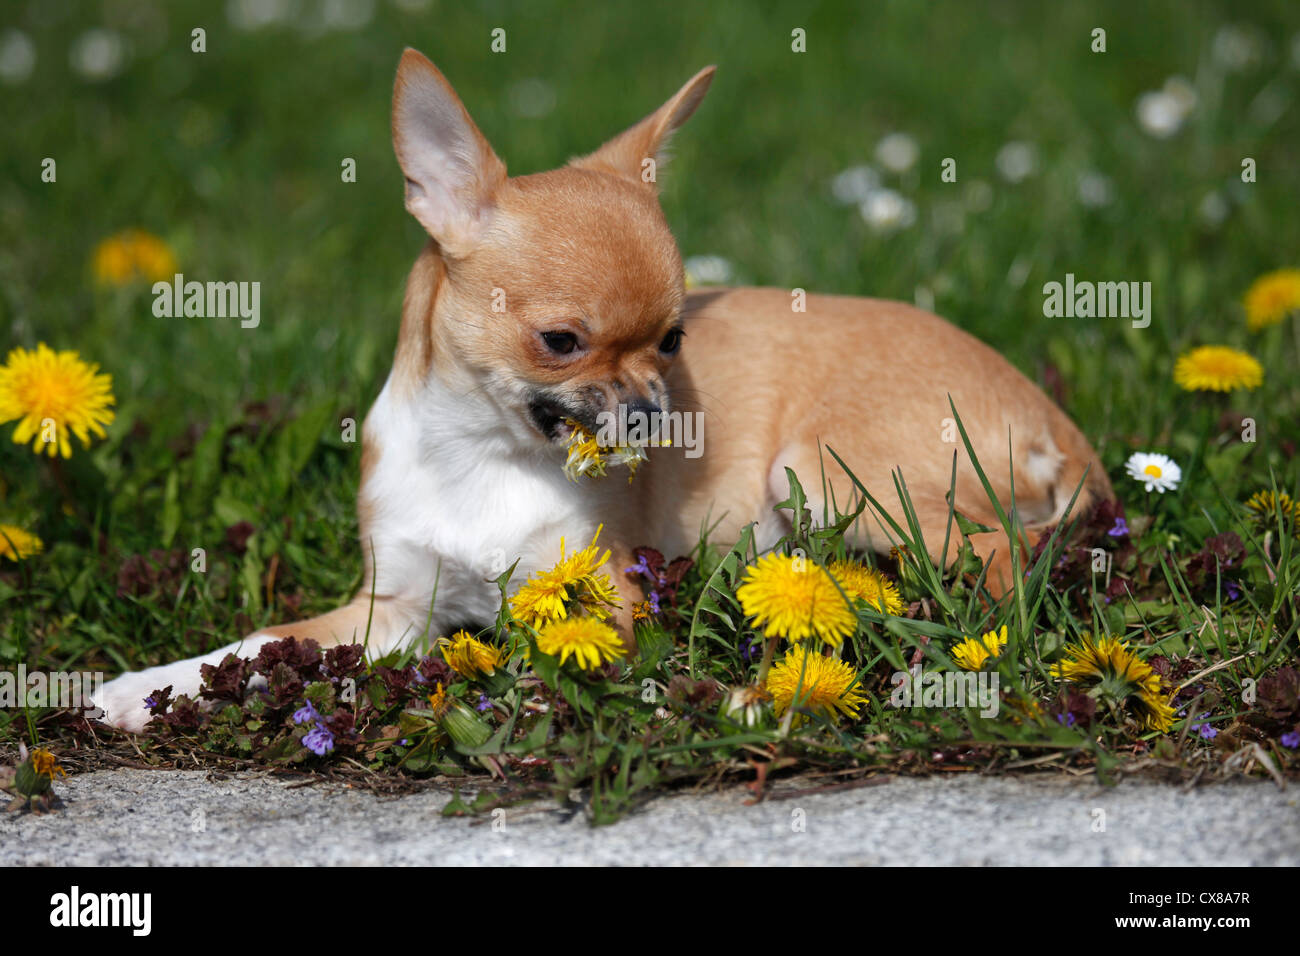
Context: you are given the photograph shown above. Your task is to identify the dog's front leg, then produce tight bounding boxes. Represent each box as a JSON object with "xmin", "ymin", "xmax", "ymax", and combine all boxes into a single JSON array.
[
  {"xmin": 94, "ymin": 596, "xmax": 417, "ymax": 732},
  {"xmin": 602, "ymin": 544, "xmax": 645, "ymax": 657}
]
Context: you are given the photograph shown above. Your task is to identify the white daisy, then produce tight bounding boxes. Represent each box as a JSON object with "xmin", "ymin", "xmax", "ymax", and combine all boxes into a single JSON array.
[
  {"xmin": 1135, "ymin": 76, "xmax": 1197, "ymax": 139},
  {"xmin": 0, "ymin": 30, "xmax": 36, "ymax": 85},
  {"xmin": 1125, "ymin": 452, "xmax": 1182, "ymax": 494},
  {"xmin": 875, "ymin": 132, "xmax": 919, "ymax": 173},
  {"xmin": 995, "ymin": 141, "xmax": 1037, "ymax": 183},
  {"xmin": 830, "ymin": 165, "xmax": 881, "ymax": 205},
  {"xmin": 69, "ymin": 29, "xmax": 125, "ymax": 82},
  {"xmin": 1076, "ymin": 171, "xmax": 1113, "ymax": 208},
  {"xmin": 858, "ymin": 188, "xmax": 916, "ymax": 233}
]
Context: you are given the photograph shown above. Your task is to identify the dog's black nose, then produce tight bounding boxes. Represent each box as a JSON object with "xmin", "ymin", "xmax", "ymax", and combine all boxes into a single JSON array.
[
  {"xmin": 625, "ymin": 399, "xmax": 662, "ymax": 421},
  {"xmin": 621, "ymin": 399, "xmax": 663, "ymax": 443}
]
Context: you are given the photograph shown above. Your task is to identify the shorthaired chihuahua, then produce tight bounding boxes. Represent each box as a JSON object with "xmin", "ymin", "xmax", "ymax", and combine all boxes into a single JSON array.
[{"xmin": 96, "ymin": 50, "xmax": 1111, "ymax": 730}]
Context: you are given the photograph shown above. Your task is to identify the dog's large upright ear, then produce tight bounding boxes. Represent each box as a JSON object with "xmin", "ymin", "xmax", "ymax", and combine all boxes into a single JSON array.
[
  {"xmin": 392, "ymin": 49, "xmax": 507, "ymax": 257},
  {"xmin": 570, "ymin": 66, "xmax": 716, "ymax": 189}
]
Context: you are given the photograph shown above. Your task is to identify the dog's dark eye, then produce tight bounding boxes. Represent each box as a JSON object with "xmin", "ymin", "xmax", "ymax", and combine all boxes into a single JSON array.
[
  {"xmin": 541, "ymin": 331, "xmax": 579, "ymax": 355},
  {"xmin": 659, "ymin": 328, "xmax": 684, "ymax": 355}
]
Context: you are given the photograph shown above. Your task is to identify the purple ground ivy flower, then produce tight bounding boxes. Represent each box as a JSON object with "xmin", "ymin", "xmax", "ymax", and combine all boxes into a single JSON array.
[
  {"xmin": 1224, "ymin": 580, "xmax": 1242, "ymax": 602},
  {"xmin": 476, "ymin": 694, "xmax": 492, "ymax": 712},
  {"xmin": 303, "ymin": 725, "xmax": 335, "ymax": 756},
  {"xmin": 1282, "ymin": 731, "xmax": 1300, "ymax": 749},
  {"xmin": 1107, "ymin": 517, "xmax": 1129, "ymax": 538},
  {"xmin": 1056, "ymin": 712, "xmax": 1077, "ymax": 727},
  {"xmin": 292, "ymin": 700, "xmax": 320, "ymax": 725},
  {"xmin": 1189, "ymin": 712, "xmax": 1218, "ymax": 740},
  {"xmin": 624, "ymin": 557, "xmax": 655, "ymax": 578},
  {"xmin": 143, "ymin": 695, "xmax": 158, "ymax": 709}
]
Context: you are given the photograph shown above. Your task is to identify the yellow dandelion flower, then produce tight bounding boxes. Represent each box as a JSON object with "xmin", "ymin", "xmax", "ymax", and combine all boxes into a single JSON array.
[
  {"xmin": 509, "ymin": 527, "xmax": 621, "ymax": 627},
  {"xmin": 30, "ymin": 748, "xmax": 67, "ymax": 781},
  {"xmin": 1173, "ymin": 345, "xmax": 1263, "ymax": 392},
  {"xmin": 1135, "ymin": 685, "xmax": 1177, "ymax": 734},
  {"xmin": 0, "ymin": 344, "xmax": 116, "ymax": 458},
  {"xmin": 438, "ymin": 630, "xmax": 505, "ymax": 679},
  {"xmin": 509, "ymin": 573, "xmax": 570, "ymax": 628},
  {"xmin": 829, "ymin": 560, "xmax": 904, "ymax": 615},
  {"xmin": 534, "ymin": 616, "xmax": 625, "ymax": 670},
  {"xmin": 427, "ymin": 682, "xmax": 451, "ymax": 719},
  {"xmin": 91, "ymin": 230, "xmax": 178, "ymax": 285},
  {"xmin": 950, "ymin": 624, "xmax": 1008, "ymax": 671},
  {"xmin": 0, "ymin": 525, "xmax": 43, "ymax": 561},
  {"xmin": 1051, "ymin": 634, "xmax": 1174, "ymax": 733},
  {"xmin": 738, "ymin": 553, "xmax": 857, "ymax": 647},
  {"xmin": 562, "ymin": 420, "xmax": 648, "ymax": 482},
  {"xmin": 1243, "ymin": 268, "xmax": 1300, "ymax": 332},
  {"xmin": 1245, "ymin": 490, "xmax": 1299, "ymax": 525},
  {"xmin": 765, "ymin": 644, "xmax": 867, "ymax": 725}
]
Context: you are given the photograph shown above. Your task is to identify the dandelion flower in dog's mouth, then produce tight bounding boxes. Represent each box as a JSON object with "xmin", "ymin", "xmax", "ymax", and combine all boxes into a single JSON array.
[
  {"xmin": 737, "ymin": 553, "xmax": 857, "ymax": 647},
  {"xmin": 534, "ymin": 616, "xmax": 625, "ymax": 670},
  {"xmin": 562, "ymin": 420, "xmax": 648, "ymax": 482},
  {"xmin": 1173, "ymin": 345, "xmax": 1262, "ymax": 392},
  {"xmin": 1124, "ymin": 452, "xmax": 1181, "ymax": 494},
  {"xmin": 765, "ymin": 645, "xmax": 867, "ymax": 725},
  {"xmin": 0, "ymin": 344, "xmax": 116, "ymax": 458}
]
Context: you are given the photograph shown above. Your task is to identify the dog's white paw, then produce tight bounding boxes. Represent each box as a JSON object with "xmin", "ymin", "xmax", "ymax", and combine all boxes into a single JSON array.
[
  {"xmin": 93, "ymin": 668, "xmax": 187, "ymax": 732},
  {"xmin": 94, "ymin": 635, "xmax": 280, "ymax": 732}
]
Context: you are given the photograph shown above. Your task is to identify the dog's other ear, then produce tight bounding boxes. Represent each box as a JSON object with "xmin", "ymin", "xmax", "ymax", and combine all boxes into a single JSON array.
[
  {"xmin": 392, "ymin": 49, "xmax": 507, "ymax": 257},
  {"xmin": 569, "ymin": 66, "xmax": 715, "ymax": 189}
]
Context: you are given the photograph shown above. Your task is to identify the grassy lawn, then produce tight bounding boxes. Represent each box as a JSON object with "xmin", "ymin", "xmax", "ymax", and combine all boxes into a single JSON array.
[{"xmin": 2, "ymin": 0, "xmax": 1299, "ymax": 818}]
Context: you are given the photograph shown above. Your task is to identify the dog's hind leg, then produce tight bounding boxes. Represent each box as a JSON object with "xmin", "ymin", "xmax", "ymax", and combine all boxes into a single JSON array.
[{"xmin": 94, "ymin": 596, "xmax": 420, "ymax": 732}]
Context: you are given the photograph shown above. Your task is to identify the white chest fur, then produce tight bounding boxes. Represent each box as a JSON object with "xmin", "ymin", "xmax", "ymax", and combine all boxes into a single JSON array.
[{"xmin": 358, "ymin": 375, "xmax": 610, "ymax": 636}]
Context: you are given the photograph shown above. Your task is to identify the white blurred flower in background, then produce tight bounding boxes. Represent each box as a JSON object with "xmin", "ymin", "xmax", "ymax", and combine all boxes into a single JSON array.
[
  {"xmin": 831, "ymin": 162, "xmax": 916, "ymax": 234},
  {"xmin": 1136, "ymin": 76, "xmax": 1197, "ymax": 139},
  {"xmin": 995, "ymin": 141, "xmax": 1037, "ymax": 183},
  {"xmin": 1198, "ymin": 191, "xmax": 1230, "ymax": 229},
  {"xmin": 69, "ymin": 29, "xmax": 126, "ymax": 82},
  {"xmin": 0, "ymin": 30, "xmax": 35, "ymax": 85},
  {"xmin": 963, "ymin": 179, "xmax": 993, "ymax": 212},
  {"xmin": 322, "ymin": 0, "xmax": 375, "ymax": 30},
  {"xmin": 875, "ymin": 132, "xmax": 919, "ymax": 173},
  {"xmin": 859, "ymin": 188, "xmax": 916, "ymax": 234},
  {"xmin": 509, "ymin": 77, "xmax": 557, "ymax": 118},
  {"xmin": 830, "ymin": 164, "xmax": 881, "ymax": 205},
  {"xmin": 683, "ymin": 255, "xmax": 734, "ymax": 288},
  {"xmin": 1212, "ymin": 24, "xmax": 1263, "ymax": 72},
  {"xmin": 930, "ymin": 200, "xmax": 965, "ymax": 236},
  {"xmin": 1076, "ymin": 170, "xmax": 1114, "ymax": 208},
  {"xmin": 227, "ymin": 0, "xmax": 294, "ymax": 31}
]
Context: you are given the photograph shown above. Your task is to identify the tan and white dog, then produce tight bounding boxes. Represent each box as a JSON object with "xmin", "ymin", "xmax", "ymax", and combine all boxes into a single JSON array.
[{"xmin": 95, "ymin": 49, "xmax": 1112, "ymax": 730}]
